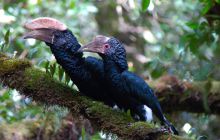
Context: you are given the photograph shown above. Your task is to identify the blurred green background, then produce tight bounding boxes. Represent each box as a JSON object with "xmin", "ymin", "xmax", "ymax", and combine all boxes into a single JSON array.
[{"xmin": 0, "ymin": 0, "xmax": 220, "ymax": 139}]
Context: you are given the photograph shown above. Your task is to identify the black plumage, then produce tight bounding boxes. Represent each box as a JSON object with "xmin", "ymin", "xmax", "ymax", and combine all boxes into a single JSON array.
[
  {"xmin": 23, "ymin": 17, "xmax": 159, "ymax": 126},
  {"xmin": 79, "ymin": 36, "xmax": 179, "ymax": 135},
  {"xmin": 48, "ymin": 30, "xmax": 116, "ymax": 105},
  {"xmin": 24, "ymin": 28, "xmax": 115, "ymax": 107}
]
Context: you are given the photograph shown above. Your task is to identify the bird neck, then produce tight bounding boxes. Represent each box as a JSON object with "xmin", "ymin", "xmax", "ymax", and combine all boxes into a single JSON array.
[
  {"xmin": 102, "ymin": 55, "xmax": 128, "ymax": 74},
  {"xmin": 47, "ymin": 32, "xmax": 84, "ymax": 71},
  {"xmin": 50, "ymin": 45, "xmax": 87, "ymax": 86},
  {"xmin": 47, "ymin": 29, "xmax": 83, "ymax": 64},
  {"xmin": 60, "ymin": 29, "xmax": 82, "ymax": 53},
  {"xmin": 50, "ymin": 45, "xmax": 83, "ymax": 67}
]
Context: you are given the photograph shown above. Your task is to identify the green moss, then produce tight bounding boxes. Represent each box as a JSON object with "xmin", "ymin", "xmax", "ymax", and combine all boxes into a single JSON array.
[
  {"xmin": 24, "ymin": 68, "xmax": 52, "ymax": 89},
  {"xmin": 86, "ymin": 99, "xmax": 133, "ymax": 123},
  {"xmin": 21, "ymin": 68, "xmax": 158, "ymax": 138},
  {"xmin": 0, "ymin": 58, "xmax": 30, "ymax": 75},
  {"xmin": 0, "ymin": 55, "xmax": 190, "ymax": 140},
  {"xmin": 24, "ymin": 68, "xmax": 76, "ymax": 94},
  {"xmin": 125, "ymin": 121, "xmax": 155, "ymax": 138},
  {"xmin": 129, "ymin": 121, "xmax": 154, "ymax": 130},
  {"xmin": 20, "ymin": 67, "xmax": 78, "ymax": 110}
]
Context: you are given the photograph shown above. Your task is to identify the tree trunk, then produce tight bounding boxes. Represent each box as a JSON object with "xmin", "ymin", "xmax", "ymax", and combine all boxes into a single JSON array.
[{"xmin": 151, "ymin": 75, "xmax": 220, "ymax": 114}]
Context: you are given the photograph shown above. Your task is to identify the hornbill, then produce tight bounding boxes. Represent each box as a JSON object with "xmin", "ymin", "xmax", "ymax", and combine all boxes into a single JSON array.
[
  {"xmin": 23, "ymin": 17, "xmax": 115, "ymax": 107},
  {"xmin": 78, "ymin": 35, "xmax": 179, "ymax": 135},
  {"xmin": 23, "ymin": 17, "xmax": 152, "ymax": 122}
]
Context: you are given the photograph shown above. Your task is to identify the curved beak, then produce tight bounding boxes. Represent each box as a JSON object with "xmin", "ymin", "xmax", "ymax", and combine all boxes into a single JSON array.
[
  {"xmin": 78, "ymin": 35, "xmax": 110, "ymax": 54},
  {"xmin": 78, "ymin": 41, "xmax": 105, "ymax": 54},
  {"xmin": 23, "ymin": 28, "xmax": 56, "ymax": 43}
]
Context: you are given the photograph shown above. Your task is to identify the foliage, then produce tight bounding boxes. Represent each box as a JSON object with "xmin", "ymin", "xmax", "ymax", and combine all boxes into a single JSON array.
[{"xmin": 141, "ymin": 0, "xmax": 150, "ymax": 12}]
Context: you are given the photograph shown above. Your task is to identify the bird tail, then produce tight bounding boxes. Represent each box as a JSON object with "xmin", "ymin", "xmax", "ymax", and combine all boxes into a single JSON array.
[{"xmin": 163, "ymin": 118, "xmax": 179, "ymax": 135}]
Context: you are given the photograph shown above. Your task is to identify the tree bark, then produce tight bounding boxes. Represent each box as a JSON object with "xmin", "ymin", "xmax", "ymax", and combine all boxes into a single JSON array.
[
  {"xmin": 151, "ymin": 75, "xmax": 220, "ymax": 114},
  {"xmin": 0, "ymin": 53, "xmax": 189, "ymax": 140}
]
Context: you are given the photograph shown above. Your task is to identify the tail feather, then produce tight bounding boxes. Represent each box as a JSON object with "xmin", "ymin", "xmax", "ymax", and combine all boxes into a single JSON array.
[
  {"xmin": 147, "ymin": 97, "xmax": 179, "ymax": 135},
  {"xmin": 164, "ymin": 118, "xmax": 179, "ymax": 135}
]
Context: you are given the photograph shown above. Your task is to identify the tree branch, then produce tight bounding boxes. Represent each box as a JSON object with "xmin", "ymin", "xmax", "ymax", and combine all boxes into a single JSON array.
[
  {"xmin": 150, "ymin": 75, "xmax": 220, "ymax": 114},
  {"xmin": 0, "ymin": 53, "xmax": 186, "ymax": 140}
]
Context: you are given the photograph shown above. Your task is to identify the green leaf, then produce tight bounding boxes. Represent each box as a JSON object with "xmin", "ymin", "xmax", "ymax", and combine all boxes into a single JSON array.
[
  {"xmin": 0, "ymin": 90, "xmax": 11, "ymax": 102},
  {"xmin": 145, "ymin": 59, "xmax": 158, "ymax": 70},
  {"xmin": 44, "ymin": 61, "xmax": 50, "ymax": 74},
  {"xmin": 186, "ymin": 22, "xmax": 199, "ymax": 30},
  {"xmin": 126, "ymin": 109, "xmax": 131, "ymax": 117},
  {"xmin": 4, "ymin": 29, "xmax": 10, "ymax": 46},
  {"xmin": 159, "ymin": 45, "xmax": 174, "ymax": 60},
  {"xmin": 201, "ymin": 0, "xmax": 213, "ymax": 15},
  {"xmin": 49, "ymin": 63, "xmax": 56, "ymax": 77},
  {"xmin": 58, "ymin": 66, "xmax": 64, "ymax": 81},
  {"xmin": 141, "ymin": 0, "xmax": 150, "ymax": 12},
  {"xmin": 65, "ymin": 73, "xmax": 71, "ymax": 85},
  {"xmin": 81, "ymin": 127, "xmax": 86, "ymax": 140},
  {"xmin": 151, "ymin": 66, "xmax": 165, "ymax": 78},
  {"xmin": 70, "ymin": 0, "xmax": 75, "ymax": 8},
  {"xmin": 71, "ymin": 81, "xmax": 75, "ymax": 88},
  {"xmin": 216, "ymin": 0, "xmax": 220, "ymax": 4},
  {"xmin": 1, "ymin": 29, "xmax": 10, "ymax": 51},
  {"xmin": 91, "ymin": 133, "xmax": 102, "ymax": 140}
]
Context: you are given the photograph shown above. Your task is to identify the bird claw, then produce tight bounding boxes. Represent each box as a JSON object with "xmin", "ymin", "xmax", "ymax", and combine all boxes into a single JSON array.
[{"xmin": 159, "ymin": 126, "xmax": 172, "ymax": 134}]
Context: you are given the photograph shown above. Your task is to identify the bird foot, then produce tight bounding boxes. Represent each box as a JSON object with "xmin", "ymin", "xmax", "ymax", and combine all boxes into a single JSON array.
[{"xmin": 159, "ymin": 126, "xmax": 172, "ymax": 134}]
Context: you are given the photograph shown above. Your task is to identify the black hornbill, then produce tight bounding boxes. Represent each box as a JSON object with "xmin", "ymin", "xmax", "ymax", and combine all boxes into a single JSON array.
[
  {"xmin": 78, "ymin": 35, "xmax": 179, "ymax": 135},
  {"xmin": 23, "ymin": 17, "xmax": 154, "ymax": 124},
  {"xmin": 23, "ymin": 17, "xmax": 115, "ymax": 107}
]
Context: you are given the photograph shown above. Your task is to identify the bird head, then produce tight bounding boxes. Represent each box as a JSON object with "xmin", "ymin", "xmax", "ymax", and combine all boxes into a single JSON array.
[
  {"xmin": 78, "ymin": 35, "xmax": 125, "ymax": 56},
  {"xmin": 23, "ymin": 17, "xmax": 79, "ymax": 50},
  {"xmin": 78, "ymin": 35, "xmax": 128, "ymax": 70}
]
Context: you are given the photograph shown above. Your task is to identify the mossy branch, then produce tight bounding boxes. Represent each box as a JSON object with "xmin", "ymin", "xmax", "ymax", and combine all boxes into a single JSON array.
[
  {"xmin": 0, "ymin": 54, "xmax": 188, "ymax": 140},
  {"xmin": 150, "ymin": 76, "xmax": 220, "ymax": 114}
]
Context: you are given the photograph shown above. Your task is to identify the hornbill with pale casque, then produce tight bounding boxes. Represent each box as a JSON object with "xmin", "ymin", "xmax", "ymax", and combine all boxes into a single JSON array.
[
  {"xmin": 23, "ymin": 17, "xmax": 115, "ymax": 107},
  {"xmin": 78, "ymin": 35, "xmax": 179, "ymax": 135},
  {"xmin": 22, "ymin": 18, "xmax": 150, "ymax": 121}
]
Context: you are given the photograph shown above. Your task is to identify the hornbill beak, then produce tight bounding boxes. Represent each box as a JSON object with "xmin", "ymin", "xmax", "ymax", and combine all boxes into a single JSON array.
[
  {"xmin": 23, "ymin": 17, "xmax": 67, "ymax": 43},
  {"xmin": 23, "ymin": 29, "xmax": 56, "ymax": 43},
  {"xmin": 78, "ymin": 35, "xmax": 110, "ymax": 54}
]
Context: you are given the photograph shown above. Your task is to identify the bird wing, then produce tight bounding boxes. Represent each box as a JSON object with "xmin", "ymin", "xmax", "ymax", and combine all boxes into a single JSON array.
[
  {"xmin": 84, "ymin": 56, "xmax": 105, "ymax": 78},
  {"xmin": 85, "ymin": 57, "xmax": 104, "ymax": 72},
  {"xmin": 121, "ymin": 71, "xmax": 156, "ymax": 104}
]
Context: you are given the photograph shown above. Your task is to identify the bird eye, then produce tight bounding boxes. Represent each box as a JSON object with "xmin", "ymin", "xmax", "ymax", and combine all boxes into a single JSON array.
[{"xmin": 104, "ymin": 44, "xmax": 110, "ymax": 49}]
